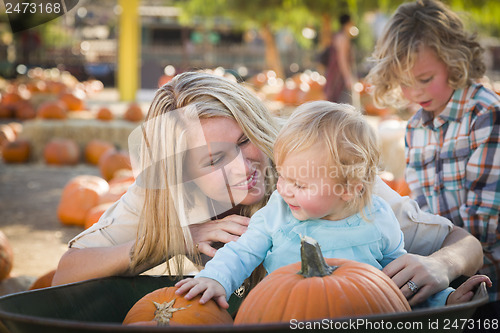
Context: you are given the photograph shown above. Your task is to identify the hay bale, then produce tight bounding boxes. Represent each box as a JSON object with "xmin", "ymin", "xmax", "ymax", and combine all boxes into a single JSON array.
[{"xmin": 19, "ymin": 119, "xmax": 137, "ymax": 162}]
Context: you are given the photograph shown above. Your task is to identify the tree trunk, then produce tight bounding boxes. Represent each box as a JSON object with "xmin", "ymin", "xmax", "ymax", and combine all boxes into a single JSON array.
[
  {"xmin": 259, "ymin": 22, "xmax": 285, "ymax": 79},
  {"xmin": 319, "ymin": 13, "xmax": 332, "ymax": 50}
]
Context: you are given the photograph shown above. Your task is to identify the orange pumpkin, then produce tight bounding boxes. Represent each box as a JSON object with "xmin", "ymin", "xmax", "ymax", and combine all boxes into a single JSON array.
[
  {"xmin": 96, "ymin": 107, "xmax": 114, "ymax": 121},
  {"xmin": 98, "ymin": 177, "xmax": 134, "ymax": 205},
  {"xmin": 37, "ymin": 101, "xmax": 67, "ymax": 120},
  {"xmin": 13, "ymin": 100, "xmax": 36, "ymax": 120},
  {"xmin": 84, "ymin": 202, "xmax": 113, "ymax": 229},
  {"xmin": 28, "ymin": 269, "xmax": 56, "ymax": 290},
  {"xmin": 123, "ymin": 103, "xmax": 144, "ymax": 122},
  {"xmin": 234, "ymin": 236, "xmax": 411, "ymax": 324},
  {"xmin": 57, "ymin": 175, "xmax": 110, "ymax": 226},
  {"xmin": 123, "ymin": 286, "xmax": 233, "ymax": 326},
  {"xmin": 98, "ymin": 149, "xmax": 132, "ymax": 181},
  {"xmin": 84, "ymin": 139, "xmax": 115, "ymax": 165},
  {"xmin": 43, "ymin": 138, "xmax": 80, "ymax": 165},
  {"xmin": 2, "ymin": 139, "xmax": 30, "ymax": 163},
  {"xmin": 0, "ymin": 104, "xmax": 14, "ymax": 118},
  {"xmin": 59, "ymin": 92, "xmax": 85, "ymax": 111},
  {"xmin": 0, "ymin": 231, "xmax": 13, "ymax": 281}
]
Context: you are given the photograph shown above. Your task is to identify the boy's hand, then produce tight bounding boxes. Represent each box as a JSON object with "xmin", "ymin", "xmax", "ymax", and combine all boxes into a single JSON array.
[
  {"xmin": 446, "ymin": 275, "xmax": 492, "ymax": 305},
  {"xmin": 175, "ymin": 277, "xmax": 229, "ymax": 309}
]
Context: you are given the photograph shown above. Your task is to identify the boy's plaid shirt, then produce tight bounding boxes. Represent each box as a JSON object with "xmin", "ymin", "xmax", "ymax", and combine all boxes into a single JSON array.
[{"xmin": 405, "ymin": 83, "xmax": 500, "ymax": 301}]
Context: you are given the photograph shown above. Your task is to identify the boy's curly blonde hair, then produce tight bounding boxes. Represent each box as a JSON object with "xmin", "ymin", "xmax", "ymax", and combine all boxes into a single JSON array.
[{"xmin": 367, "ymin": 0, "xmax": 485, "ymax": 108}]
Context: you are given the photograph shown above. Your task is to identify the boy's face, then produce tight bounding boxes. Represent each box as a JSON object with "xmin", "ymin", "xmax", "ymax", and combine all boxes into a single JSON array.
[
  {"xmin": 400, "ymin": 45, "xmax": 454, "ymax": 117},
  {"xmin": 275, "ymin": 143, "xmax": 352, "ymax": 221}
]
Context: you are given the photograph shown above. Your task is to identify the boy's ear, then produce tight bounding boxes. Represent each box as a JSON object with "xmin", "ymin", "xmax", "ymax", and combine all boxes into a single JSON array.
[{"xmin": 341, "ymin": 183, "xmax": 363, "ymax": 202}]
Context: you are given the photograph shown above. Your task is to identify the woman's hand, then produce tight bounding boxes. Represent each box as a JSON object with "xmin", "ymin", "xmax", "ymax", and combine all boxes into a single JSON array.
[
  {"xmin": 383, "ymin": 253, "xmax": 451, "ymax": 306},
  {"xmin": 189, "ymin": 214, "xmax": 250, "ymax": 257}
]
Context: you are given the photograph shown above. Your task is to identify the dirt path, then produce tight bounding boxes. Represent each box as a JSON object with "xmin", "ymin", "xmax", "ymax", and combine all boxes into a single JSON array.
[{"xmin": 0, "ymin": 161, "xmax": 100, "ymax": 295}]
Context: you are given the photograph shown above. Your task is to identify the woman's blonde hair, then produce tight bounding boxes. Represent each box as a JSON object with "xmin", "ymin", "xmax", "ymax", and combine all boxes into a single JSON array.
[
  {"xmin": 367, "ymin": 0, "xmax": 485, "ymax": 108},
  {"xmin": 131, "ymin": 71, "xmax": 279, "ymax": 275},
  {"xmin": 274, "ymin": 101, "xmax": 380, "ymax": 215}
]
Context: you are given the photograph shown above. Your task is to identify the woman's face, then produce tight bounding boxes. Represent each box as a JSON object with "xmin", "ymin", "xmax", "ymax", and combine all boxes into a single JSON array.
[
  {"xmin": 185, "ymin": 117, "xmax": 269, "ymax": 208},
  {"xmin": 400, "ymin": 45, "xmax": 454, "ymax": 117}
]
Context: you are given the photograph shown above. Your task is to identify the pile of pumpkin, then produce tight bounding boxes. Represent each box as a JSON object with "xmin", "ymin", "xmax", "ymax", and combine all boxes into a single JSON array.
[
  {"xmin": 0, "ymin": 67, "xmax": 145, "ymax": 165},
  {"xmin": 122, "ymin": 236, "xmax": 411, "ymax": 326},
  {"xmin": 54, "ymin": 139, "xmax": 135, "ymax": 229}
]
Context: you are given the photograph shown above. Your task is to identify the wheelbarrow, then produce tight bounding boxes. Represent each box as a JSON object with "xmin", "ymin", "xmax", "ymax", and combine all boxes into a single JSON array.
[{"xmin": 0, "ymin": 275, "xmax": 489, "ymax": 333}]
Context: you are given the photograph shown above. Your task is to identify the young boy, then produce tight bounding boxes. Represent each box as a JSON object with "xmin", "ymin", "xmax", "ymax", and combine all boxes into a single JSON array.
[
  {"xmin": 175, "ymin": 101, "xmax": 490, "ymax": 309},
  {"xmin": 366, "ymin": 0, "xmax": 500, "ymax": 303}
]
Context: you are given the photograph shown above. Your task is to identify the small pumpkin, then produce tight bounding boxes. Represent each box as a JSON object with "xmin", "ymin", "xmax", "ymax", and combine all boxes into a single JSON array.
[
  {"xmin": 84, "ymin": 202, "xmax": 113, "ymax": 230},
  {"xmin": 123, "ymin": 103, "xmax": 144, "ymax": 122},
  {"xmin": 37, "ymin": 101, "xmax": 67, "ymax": 120},
  {"xmin": 98, "ymin": 149, "xmax": 132, "ymax": 181},
  {"xmin": 57, "ymin": 175, "xmax": 110, "ymax": 226},
  {"xmin": 234, "ymin": 236, "xmax": 411, "ymax": 324},
  {"xmin": 28, "ymin": 269, "xmax": 56, "ymax": 290},
  {"xmin": 43, "ymin": 138, "xmax": 80, "ymax": 165},
  {"xmin": 96, "ymin": 107, "xmax": 114, "ymax": 121},
  {"xmin": 84, "ymin": 139, "xmax": 115, "ymax": 165},
  {"xmin": 98, "ymin": 177, "xmax": 134, "ymax": 205},
  {"xmin": 0, "ymin": 231, "xmax": 14, "ymax": 281},
  {"xmin": 59, "ymin": 92, "xmax": 85, "ymax": 111},
  {"xmin": 2, "ymin": 139, "xmax": 30, "ymax": 163},
  {"xmin": 123, "ymin": 286, "xmax": 233, "ymax": 326},
  {"xmin": 13, "ymin": 100, "xmax": 36, "ymax": 120}
]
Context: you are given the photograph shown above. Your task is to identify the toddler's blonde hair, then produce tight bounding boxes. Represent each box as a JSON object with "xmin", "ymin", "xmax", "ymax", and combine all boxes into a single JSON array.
[
  {"xmin": 274, "ymin": 101, "xmax": 380, "ymax": 215},
  {"xmin": 367, "ymin": 0, "xmax": 485, "ymax": 108}
]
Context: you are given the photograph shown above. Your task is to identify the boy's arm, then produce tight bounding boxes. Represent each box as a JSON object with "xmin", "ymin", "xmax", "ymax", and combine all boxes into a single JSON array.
[{"xmin": 461, "ymin": 108, "xmax": 500, "ymax": 246}]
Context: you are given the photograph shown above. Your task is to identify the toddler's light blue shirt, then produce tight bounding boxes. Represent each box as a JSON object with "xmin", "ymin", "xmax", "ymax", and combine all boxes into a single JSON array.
[{"xmin": 196, "ymin": 191, "xmax": 453, "ymax": 307}]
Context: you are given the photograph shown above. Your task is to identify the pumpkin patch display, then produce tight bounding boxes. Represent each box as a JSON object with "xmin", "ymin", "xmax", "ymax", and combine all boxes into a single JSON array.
[
  {"xmin": 123, "ymin": 286, "xmax": 233, "ymax": 326},
  {"xmin": 234, "ymin": 236, "xmax": 411, "ymax": 324},
  {"xmin": 0, "ymin": 231, "xmax": 13, "ymax": 281},
  {"xmin": 57, "ymin": 175, "xmax": 110, "ymax": 226}
]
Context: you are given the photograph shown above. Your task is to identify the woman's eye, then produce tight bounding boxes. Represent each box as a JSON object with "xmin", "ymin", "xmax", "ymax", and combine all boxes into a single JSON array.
[
  {"xmin": 294, "ymin": 183, "xmax": 305, "ymax": 189},
  {"xmin": 204, "ymin": 155, "xmax": 223, "ymax": 167},
  {"xmin": 238, "ymin": 137, "xmax": 250, "ymax": 146},
  {"xmin": 420, "ymin": 77, "xmax": 432, "ymax": 84}
]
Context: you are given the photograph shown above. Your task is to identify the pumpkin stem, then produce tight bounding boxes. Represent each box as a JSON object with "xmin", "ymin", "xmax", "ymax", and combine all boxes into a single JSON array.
[
  {"xmin": 152, "ymin": 298, "xmax": 191, "ymax": 326},
  {"xmin": 298, "ymin": 235, "xmax": 337, "ymax": 278}
]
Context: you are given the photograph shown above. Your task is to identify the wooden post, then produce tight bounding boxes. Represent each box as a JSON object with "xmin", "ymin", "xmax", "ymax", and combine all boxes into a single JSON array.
[{"xmin": 118, "ymin": 0, "xmax": 140, "ymax": 101}]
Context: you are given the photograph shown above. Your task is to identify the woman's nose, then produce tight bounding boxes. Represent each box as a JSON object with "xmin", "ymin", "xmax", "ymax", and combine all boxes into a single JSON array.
[{"xmin": 226, "ymin": 149, "xmax": 251, "ymax": 176}]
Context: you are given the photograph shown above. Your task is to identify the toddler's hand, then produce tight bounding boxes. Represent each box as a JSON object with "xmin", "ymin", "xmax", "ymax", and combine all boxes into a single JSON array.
[
  {"xmin": 446, "ymin": 275, "xmax": 492, "ymax": 305},
  {"xmin": 175, "ymin": 277, "xmax": 229, "ymax": 309}
]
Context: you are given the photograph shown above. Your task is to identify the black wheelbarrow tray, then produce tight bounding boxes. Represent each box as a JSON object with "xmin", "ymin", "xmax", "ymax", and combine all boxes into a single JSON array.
[{"xmin": 0, "ymin": 275, "xmax": 489, "ymax": 333}]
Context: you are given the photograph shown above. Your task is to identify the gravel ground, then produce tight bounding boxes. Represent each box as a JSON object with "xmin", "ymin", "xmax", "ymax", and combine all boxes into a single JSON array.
[{"xmin": 0, "ymin": 161, "xmax": 100, "ymax": 295}]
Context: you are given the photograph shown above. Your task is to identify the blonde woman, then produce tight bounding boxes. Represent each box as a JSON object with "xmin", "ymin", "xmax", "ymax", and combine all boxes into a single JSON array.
[{"xmin": 53, "ymin": 72, "xmax": 482, "ymax": 306}]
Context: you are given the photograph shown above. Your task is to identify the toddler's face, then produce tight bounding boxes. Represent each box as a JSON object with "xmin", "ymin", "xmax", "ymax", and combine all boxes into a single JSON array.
[
  {"xmin": 275, "ymin": 143, "xmax": 353, "ymax": 221},
  {"xmin": 399, "ymin": 45, "xmax": 454, "ymax": 117}
]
